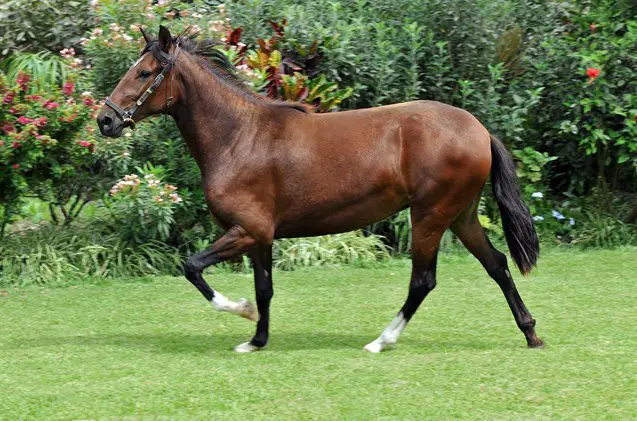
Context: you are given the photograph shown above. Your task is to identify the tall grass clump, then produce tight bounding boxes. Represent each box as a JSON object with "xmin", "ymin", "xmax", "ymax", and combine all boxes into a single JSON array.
[
  {"xmin": 0, "ymin": 225, "xmax": 183, "ymax": 287},
  {"xmin": 273, "ymin": 231, "xmax": 389, "ymax": 271}
]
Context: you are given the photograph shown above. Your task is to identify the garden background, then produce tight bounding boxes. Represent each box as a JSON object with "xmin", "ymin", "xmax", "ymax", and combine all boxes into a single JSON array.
[{"xmin": 1, "ymin": 0, "xmax": 636, "ymax": 285}]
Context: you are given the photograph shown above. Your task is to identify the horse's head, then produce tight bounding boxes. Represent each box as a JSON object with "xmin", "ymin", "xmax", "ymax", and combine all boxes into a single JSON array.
[{"xmin": 97, "ymin": 25, "xmax": 181, "ymax": 137}]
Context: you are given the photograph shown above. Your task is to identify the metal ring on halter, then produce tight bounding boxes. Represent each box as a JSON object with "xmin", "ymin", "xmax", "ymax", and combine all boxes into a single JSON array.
[{"xmin": 104, "ymin": 46, "xmax": 180, "ymax": 129}]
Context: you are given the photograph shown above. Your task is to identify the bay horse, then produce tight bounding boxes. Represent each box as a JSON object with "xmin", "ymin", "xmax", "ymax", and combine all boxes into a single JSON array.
[{"xmin": 97, "ymin": 26, "xmax": 544, "ymax": 353}]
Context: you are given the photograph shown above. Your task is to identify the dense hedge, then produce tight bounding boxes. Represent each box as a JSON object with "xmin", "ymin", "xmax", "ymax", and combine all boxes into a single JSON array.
[{"xmin": 1, "ymin": 0, "xmax": 636, "ymax": 284}]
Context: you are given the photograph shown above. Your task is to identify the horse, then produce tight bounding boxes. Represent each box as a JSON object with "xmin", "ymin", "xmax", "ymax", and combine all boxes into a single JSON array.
[{"xmin": 97, "ymin": 26, "xmax": 544, "ymax": 353}]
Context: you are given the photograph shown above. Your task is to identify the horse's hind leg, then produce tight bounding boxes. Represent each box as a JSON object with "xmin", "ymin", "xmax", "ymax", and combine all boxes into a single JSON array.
[
  {"xmin": 451, "ymin": 205, "xmax": 544, "ymax": 348},
  {"xmin": 364, "ymin": 209, "xmax": 447, "ymax": 353}
]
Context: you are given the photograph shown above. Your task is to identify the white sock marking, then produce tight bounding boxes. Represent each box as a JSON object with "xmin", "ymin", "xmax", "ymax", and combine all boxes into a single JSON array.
[
  {"xmin": 210, "ymin": 290, "xmax": 259, "ymax": 321},
  {"xmin": 210, "ymin": 291, "xmax": 241, "ymax": 313},
  {"xmin": 364, "ymin": 312, "xmax": 407, "ymax": 353},
  {"xmin": 234, "ymin": 342, "xmax": 260, "ymax": 353}
]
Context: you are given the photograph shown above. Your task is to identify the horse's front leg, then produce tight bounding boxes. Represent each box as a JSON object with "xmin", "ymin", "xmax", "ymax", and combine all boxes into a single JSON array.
[
  {"xmin": 234, "ymin": 244, "xmax": 273, "ymax": 353},
  {"xmin": 184, "ymin": 225, "xmax": 259, "ymax": 322}
]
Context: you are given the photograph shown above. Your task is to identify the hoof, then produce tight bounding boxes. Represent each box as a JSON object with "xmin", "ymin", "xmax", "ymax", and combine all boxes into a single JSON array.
[
  {"xmin": 237, "ymin": 298, "xmax": 259, "ymax": 322},
  {"xmin": 528, "ymin": 338, "xmax": 545, "ymax": 349},
  {"xmin": 234, "ymin": 342, "xmax": 261, "ymax": 353},
  {"xmin": 363, "ymin": 340, "xmax": 385, "ymax": 353}
]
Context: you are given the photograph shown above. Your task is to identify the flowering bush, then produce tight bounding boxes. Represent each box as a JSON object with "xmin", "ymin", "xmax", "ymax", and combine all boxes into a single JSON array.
[
  {"xmin": 0, "ymin": 70, "xmax": 100, "ymax": 234},
  {"xmin": 105, "ymin": 166, "xmax": 184, "ymax": 244}
]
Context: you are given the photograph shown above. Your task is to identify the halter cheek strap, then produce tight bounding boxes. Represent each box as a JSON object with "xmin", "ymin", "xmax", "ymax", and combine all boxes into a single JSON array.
[{"xmin": 105, "ymin": 46, "xmax": 180, "ymax": 130}]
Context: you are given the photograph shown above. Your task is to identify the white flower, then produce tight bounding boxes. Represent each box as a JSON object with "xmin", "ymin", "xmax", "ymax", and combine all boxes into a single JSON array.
[
  {"xmin": 533, "ymin": 216, "xmax": 544, "ymax": 221},
  {"xmin": 193, "ymin": 12, "xmax": 202, "ymax": 18},
  {"xmin": 551, "ymin": 210, "xmax": 566, "ymax": 221},
  {"xmin": 531, "ymin": 192, "xmax": 543, "ymax": 199},
  {"xmin": 569, "ymin": 218, "xmax": 575, "ymax": 226}
]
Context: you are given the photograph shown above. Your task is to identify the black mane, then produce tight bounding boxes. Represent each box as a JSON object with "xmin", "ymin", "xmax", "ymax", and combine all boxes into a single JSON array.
[{"xmin": 141, "ymin": 33, "xmax": 309, "ymax": 113}]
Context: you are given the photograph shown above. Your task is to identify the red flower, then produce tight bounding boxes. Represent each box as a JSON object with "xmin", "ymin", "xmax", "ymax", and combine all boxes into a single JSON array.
[
  {"xmin": 34, "ymin": 117, "xmax": 47, "ymax": 128},
  {"xmin": 63, "ymin": 81, "xmax": 75, "ymax": 96},
  {"xmin": 3, "ymin": 92, "xmax": 14, "ymax": 104},
  {"xmin": 44, "ymin": 101, "xmax": 60, "ymax": 110},
  {"xmin": 16, "ymin": 72, "xmax": 30, "ymax": 92},
  {"xmin": 25, "ymin": 95, "xmax": 43, "ymax": 102},
  {"xmin": 78, "ymin": 140, "xmax": 92, "ymax": 147},
  {"xmin": 589, "ymin": 24, "xmax": 596, "ymax": 32},
  {"xmin": 17, "ymin": 116, "xmax": 33, "ymax": 125},
  {"xmin": 2, "ymin": 123, "xmax": 15, "ymax": 134},
  {"xmin": 83, "ymin": 97, "xmax": 94, "ymax": 106},
  {"xmin": 8, "ymin": 107, "xmax": 16, "ymax": 114},
  {"xmin": 586, "ymin": 67, "xmax": 600, "ymax": 79},
  {"xmin": 11, "ymin": 141, "xmax": 21, "ymax": 149},
  {"xmin": 12, "ymin": 164, "xmax": 20, "ymax": 170}
]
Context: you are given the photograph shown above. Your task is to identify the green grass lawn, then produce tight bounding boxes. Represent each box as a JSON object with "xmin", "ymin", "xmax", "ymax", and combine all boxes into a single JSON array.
[{"xmin": 1, "ymin": 249, "xmax": 636, "ymax": 419}]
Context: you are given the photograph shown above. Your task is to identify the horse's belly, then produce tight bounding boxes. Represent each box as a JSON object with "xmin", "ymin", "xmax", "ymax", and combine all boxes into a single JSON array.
[{"xmin": 273, "ymin": 185, "xmax": 409, "ymax": 238}]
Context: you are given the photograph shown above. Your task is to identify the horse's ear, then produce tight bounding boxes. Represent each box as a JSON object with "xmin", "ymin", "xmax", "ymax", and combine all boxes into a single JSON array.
[
  {"xmin": 158, "ymin": 25, "xmax": 172, "ymax": 52},
  {"xmin": 139, "ymin": 26, "xmax": 151, "ymax": 44}
]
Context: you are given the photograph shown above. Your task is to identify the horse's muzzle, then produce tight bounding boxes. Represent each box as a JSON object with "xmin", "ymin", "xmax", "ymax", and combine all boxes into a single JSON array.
[{"xmin": 96, "ymin": 110, "xmax": 124, "ymax": 138}]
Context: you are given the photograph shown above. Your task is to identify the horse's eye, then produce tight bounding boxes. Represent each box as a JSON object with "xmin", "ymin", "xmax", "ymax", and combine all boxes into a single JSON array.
[{"xmin": 138, "ymin": 70, "xmax": 152, "ymax": 80}]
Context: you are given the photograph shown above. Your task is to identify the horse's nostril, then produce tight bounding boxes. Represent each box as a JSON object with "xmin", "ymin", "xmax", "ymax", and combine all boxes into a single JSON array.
[{"xmin": 103, "ymin": 115, "xmax": 113, "ymax": 127}]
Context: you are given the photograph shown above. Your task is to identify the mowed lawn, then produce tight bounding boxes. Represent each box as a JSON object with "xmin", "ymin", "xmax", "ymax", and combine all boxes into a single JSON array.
[{"xmin": 1, "ymin": 249, "xmax": 636, "ymax": 420}]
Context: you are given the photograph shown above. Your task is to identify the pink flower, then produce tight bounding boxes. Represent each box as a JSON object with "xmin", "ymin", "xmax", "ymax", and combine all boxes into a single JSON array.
[
  {"xmin": 12, "ymin": 164, "xmax": 20, "ymax": 170},
  {"xmin": 2, "ymin": 123, "xmax": 15, "ymax": 134},
  {"xmin": 17, "ymin": 116, "xmax": 33, "ymax": 125},
  {"xmin": 63, "ymin": 81, "xmax": 75, "ymax": 96},
  {"xmin": 16, "ymin": 72, "xmax": 30, "ymax": 92},
  {"xmin": 8, "ymin": 107, "xmax": 16, "ymax": 114},
  {"xmin": 0, "ymin": 140, "xmax": 4, "ymax": 146},
  {"xmin": 25, "ymin": 95, "xmax": 43, "ymax": 102},
  {"xmin": 45, "ymin": 101, "xmax": 60, "ymax": 110},
  {"xmin": 34, "ymin": 117, "xmax": 47, "ymax": 128},
  {"xmin": 78, "ymin": 140, "xmax": 92, "ymax": 147},
  {"xmin": 3, "ymin": 92, "xmax": 15, "ymax": 104},
  {"xmin": 11, "ymin": 141, "xmax": 21, "ymax": 149},
  {"xmin": 589, "ymin": 24, "xmax": 596, "ymax": 32}
]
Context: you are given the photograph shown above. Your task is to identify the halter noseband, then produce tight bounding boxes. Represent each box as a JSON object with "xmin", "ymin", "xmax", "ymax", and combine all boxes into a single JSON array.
[{"xmin": 104, "ymin": 46, "xmax": 180, "ymax": 130}]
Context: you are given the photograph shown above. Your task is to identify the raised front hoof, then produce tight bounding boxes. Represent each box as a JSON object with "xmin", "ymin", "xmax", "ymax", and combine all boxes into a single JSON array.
[
  {"xmin": 234, "ymin": 342, "xmax": 262, "ymax": 353},
  {"xmin": 237, "ymin": 298, "xmax": 259, "ymax": 322},
  {"xmin": 527, "ymin": 337, "xmax": 545, "ymax": 349}
]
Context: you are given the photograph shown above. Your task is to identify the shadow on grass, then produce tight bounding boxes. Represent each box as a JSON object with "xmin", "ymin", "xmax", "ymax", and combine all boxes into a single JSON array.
[{"xmin": 3, "ymin": 331, "xmax": 506, "ymax": 354}]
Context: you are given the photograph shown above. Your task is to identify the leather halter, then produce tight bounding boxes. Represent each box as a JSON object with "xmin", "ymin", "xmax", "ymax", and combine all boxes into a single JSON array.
[{"xmin": 104, "ymin": 46, "xmax": 180, "ymax": 129}]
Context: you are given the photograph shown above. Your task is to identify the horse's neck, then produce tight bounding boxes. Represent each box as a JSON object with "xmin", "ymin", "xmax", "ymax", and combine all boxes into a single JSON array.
[{"xmin": 170, "ymin": 58, "xmax": 264, "ymax": 173}]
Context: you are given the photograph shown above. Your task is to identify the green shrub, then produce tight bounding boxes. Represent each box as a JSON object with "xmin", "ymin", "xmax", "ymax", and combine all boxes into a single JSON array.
[
  {"xmin": 273, "ymin": 231, "xmax": 389, "ymax": 271},
  {"xmin": 0, "ymin": 0, "xmax": 93, "ymax": 56},
  {"xmin": 571, "ymin": 210, "xmax": 637, "ymax": 248},
  {"xmin": 0, "ymin": 225, "xmax": 183, "ymax": 286}
]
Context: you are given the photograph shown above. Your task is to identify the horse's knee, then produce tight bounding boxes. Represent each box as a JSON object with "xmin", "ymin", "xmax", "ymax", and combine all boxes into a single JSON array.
[
  {"xmin": 184, "ymin": 257, "xmax": 203, "ymax": 279},
  {"xmin": 412, "ymin": 269, "xmax": 437, "ymax": 293}
]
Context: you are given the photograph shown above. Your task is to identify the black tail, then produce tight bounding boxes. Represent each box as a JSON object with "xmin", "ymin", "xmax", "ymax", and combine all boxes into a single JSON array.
[{"xmin": 490, "ymin": 135, "xmax": 539, "ymax": 275}]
